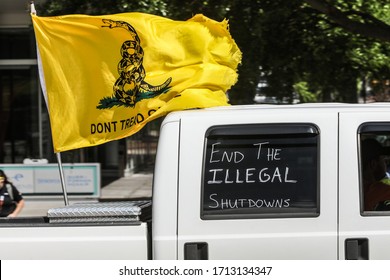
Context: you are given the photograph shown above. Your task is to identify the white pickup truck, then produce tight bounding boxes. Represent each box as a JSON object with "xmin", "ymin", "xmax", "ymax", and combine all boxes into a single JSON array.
[{"xmin": 2, "ymin": 103, "xmax": 390, "ymax": 260}]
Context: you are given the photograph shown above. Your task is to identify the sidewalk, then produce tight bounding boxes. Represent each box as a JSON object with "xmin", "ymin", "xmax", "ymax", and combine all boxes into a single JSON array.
[
  {"xmin": 19, "ymin": 172, "xmax": 153, "ymax": 216},
  {"xmin": 100, "ymin": 172, "xmax": 153, "ymax": 199}
]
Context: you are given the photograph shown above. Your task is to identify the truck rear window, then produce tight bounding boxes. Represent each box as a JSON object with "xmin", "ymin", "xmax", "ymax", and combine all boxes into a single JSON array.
[{"xmin": 201, "ymin": 124, "xmax": 319, "ymax": 219}]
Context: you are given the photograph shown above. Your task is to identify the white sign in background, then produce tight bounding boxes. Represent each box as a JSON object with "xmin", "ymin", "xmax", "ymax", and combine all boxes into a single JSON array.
[{"xmin": 0, "ymin": 164, "xmax": 100, "ymax": 197}]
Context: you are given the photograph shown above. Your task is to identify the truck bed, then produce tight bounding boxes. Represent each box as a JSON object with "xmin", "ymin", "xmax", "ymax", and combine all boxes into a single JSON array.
[{"xmin": 0, "ymin": 200, "xmax": 152, "ymax": 259}]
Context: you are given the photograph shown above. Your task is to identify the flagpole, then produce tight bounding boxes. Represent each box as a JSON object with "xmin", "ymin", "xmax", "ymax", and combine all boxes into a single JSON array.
[
  {"xmin": 56, "ymin": 153, "xmax": 69, "ymax": 206},
  {"xmin": 30, "ymin": 1, "xmax": 69, "ymax": 205},
  {"xmin": 30, "ymin": 1, "xmax": 37, "ymax": 15}
]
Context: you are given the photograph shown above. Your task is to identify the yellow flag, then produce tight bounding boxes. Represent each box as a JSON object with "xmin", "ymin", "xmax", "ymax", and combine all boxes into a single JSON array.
[{"xmin": 32, "ymin": 13, "xmax": 241, "ymax": 152}]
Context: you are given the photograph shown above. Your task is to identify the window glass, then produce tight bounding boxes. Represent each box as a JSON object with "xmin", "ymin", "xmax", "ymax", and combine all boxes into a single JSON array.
[
  {"xmin": 202, "ymin": 124, "xmax": 319, "ymax": 220},
  {"xmin": 0, "ymin": 67, "xmax": 44, "ymax": 163},
  {"xmin": 0, "ymin": 28, "xmax": 36, "ymax": 59},
  {"xmin": 359, "ymin": 123, "xmax": 390, "ymax": 213}
]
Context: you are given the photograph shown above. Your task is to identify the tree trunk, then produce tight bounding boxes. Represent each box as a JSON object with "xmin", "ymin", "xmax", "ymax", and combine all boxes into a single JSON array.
[{"xmin": 339, "ymin": 78, "xmax": 358, "ymax": 103}]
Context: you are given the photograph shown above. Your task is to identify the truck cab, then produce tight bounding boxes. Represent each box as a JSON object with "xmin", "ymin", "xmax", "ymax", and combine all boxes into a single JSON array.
[{"xmin": 153, "ymin": 103, "xmax": 390, "ymax": 259}]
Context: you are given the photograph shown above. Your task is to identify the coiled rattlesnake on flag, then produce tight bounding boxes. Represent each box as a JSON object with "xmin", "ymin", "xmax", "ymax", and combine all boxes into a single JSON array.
[{"xmin": 97, "ymin": 19, "xmax": 172, "ymax": 109}]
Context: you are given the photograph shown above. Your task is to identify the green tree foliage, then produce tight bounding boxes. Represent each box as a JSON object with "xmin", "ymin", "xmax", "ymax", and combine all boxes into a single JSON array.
[
  {"xmin": 36, "ymin": 0, "xmax": 390, "ymax": 103},
  {"xmin": 37, "ymin": 0, "xmax": 168, "ymax": 16},
  {"xmin": 303, "ymin": 0, "xmax": 390, "ymax": 102}
]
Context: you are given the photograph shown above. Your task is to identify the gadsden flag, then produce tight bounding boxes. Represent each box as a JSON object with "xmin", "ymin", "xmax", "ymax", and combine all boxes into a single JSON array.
[{"xmin": 31, "ymin": 13, "xmax": 241, "ymax": 152}]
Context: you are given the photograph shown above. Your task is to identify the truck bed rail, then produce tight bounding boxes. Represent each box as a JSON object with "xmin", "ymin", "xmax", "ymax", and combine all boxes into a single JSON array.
[{"xmin": 47, "ymin": 201, "xmax": 152, "ymax": 224}]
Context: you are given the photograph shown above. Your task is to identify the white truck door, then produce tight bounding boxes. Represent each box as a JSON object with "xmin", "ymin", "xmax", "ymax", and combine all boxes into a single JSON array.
[
  {"xmin": 177, "ymin": 109, "xmax": 338, "ymax": 259},
  {"xmin": 339, "ymin": 111, "xmax": 390, "ymax": 260}
]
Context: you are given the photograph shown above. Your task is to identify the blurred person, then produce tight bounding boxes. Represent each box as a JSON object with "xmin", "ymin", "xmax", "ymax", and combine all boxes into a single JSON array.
[
  {"xmin": 362, "ymin": 138, "xmax": 390, "ymax": 211},
  {"xmin": 0, "ymin": 170, "xmax": 24, "ymax": 217}
]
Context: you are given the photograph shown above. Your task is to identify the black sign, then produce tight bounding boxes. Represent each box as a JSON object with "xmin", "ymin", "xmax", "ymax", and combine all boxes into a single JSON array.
[{"xmin": 202, "ymin": 124, "xmax": 319, "ymax": 219}]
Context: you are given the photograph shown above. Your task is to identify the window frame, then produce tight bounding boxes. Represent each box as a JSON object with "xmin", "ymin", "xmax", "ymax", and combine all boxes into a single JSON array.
[
  {"xmin": 201, "ymin": 123, "xmax": 321, "ymax": 220},
  {"xmin": 359, "ymin": 122, "xmax": 390, "ymax": 216}
]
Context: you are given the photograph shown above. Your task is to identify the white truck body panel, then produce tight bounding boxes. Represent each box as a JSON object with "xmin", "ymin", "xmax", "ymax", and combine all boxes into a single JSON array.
[
  {"xmin": 0, "ymin": 223, "xmax": 148, "ymax": 259},
  {"xmin": 152, "ymin": 120, "xmax": 180, "ymax": 260},
  {"xmin": 339, "ymin": 111, "xmax": 390, "ymax": 260},
  {"xmin": 176, "ymin": 108, "xmax": 338, "ymax": 259}
]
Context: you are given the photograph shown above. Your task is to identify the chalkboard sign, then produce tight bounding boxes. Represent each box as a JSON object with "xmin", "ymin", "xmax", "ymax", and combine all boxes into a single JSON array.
[{"xmin": 201, "ymin": 124, "xmax": 319, "ymax": 219}]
